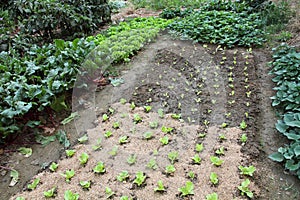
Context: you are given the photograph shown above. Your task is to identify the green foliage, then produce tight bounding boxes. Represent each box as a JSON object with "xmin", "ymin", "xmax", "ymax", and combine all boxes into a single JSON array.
[
  {"xmin": 64, "ymin": 190, "xmax": 79, "ymax": 200},
  {"xmin": 165, "ymin": 164, "xmax": 176, "ymax": 174},
  {"xmin": 130, "ymin": 0, "xmax": 202, "ymax": 10},
  {"xmin": 78, "ymin": 134, "xmax": 89, "ymax": 143},
  {"xmin": 104, "ymin": 130, "xmax": 113, "ymax": 138},
  {"xmin": 154, "ymin": 180, "xmax": 166, "ymax": 192},
  {"xmin": 168, "ymin": 151, "xmax": 179, "ymax": 164},
  {"xmin": 178, "ymin": 181, "xmax": 194, "ymax": 197},
  {"xmin": 149, "ymin": 121, "xmax": 159, "ymax": 129},
  {"xmin": 79, "ymin": 180, "xmax": 91, "ymax": 190},
  {"xmin": 27, "ymin": 178, "xmax": 40, "ymax": 190},
  {"xmin": 117, "ymin": 171, "xmax": 129, "ymax": 182},
  {"xmin": 210, "ymin": 172, "xmax": 219, "ymax": 185},
  {"xmin": 18, "ymin": 147, "xmax": 32, "ymax": 157},
  {"xmin": 192, "ymin": 154, "xmax": 202, "ymax": 164},
  {"xmin": 210, "ymin": 156, "xmax": 224, "ymax": 166},
  {"xmin": 144, "ymin": 105, "xmax": 152, "ymax": 113},
  {"xmin": 61, "ymin": 169, "xmax": 75, "ymax": 182},
  {"xmin": 93, "ymin": 162, "xmax": 106, "ymax": 174},
  {"xmin": 133, "ymin": 114, "xmax": 142, "ymax": 124},
  {"xmin": 239, "ymin": 165, "xmax": 256, "ymax": 176},
  {"xmin": 240, "ymin": 120, "xmax": 247, "ymax": 130},
  {"xmin": 143, "ymin": 131, "xmax": 153, "ymax": 140},
  {"xmin": 146, "ymin": 158, "xmax": 158, "ymax": 170},
  {"xmin": 195, "ymin": 143, "xmax": 204, "ymax": 152},
  {"xmin": 79, "ymin": 153, "xmax": 89, "ymax": 165},
  {"xmin": 44, "ymin": 187, "xmax": 56, "ymax": 198},
  {"xmin": 119, "ymin": 135, "xmax": 129, "ymax": 144},
  {"xmin": 215, "ymin": 146, "xmax": 225, "ymax": 155},
  {"xmin": 159, "ymin": 136, "xmax": 169, "ymax": 145},
  {"xmin": 105, "ymin": 187, "xmax": 115, "ymax": 199},
  {"xmin": 238, "ymin": 179, "xmax": 254, "ymax": 198},
  {"xmin": 49, "ymin": 162, "xmax": 59, "ymax": 172},
  {"xmin": 160, "ymin": 8, "xmax": 193, "ymax": 19},
  {"xmin": 161, "ymin": 126, "xmax": 173, "ymax": 133},
  {"xmin": 240, "ymin": 134, "xmax": 248, "ymax": 143},
  {"xmin": 65, "ymin": 149, "xmax": 76, "ymax": 157},
  {"xmin": 206, "ymin": 192, "xmax": 218, "ymax": 200},
  {"xmin": 127, "ymin": 154, "xmax": 137, "ymax": 165},
  {"xmin": 133, "ymin": 171, "xmax": 146, "ymax": 187}
]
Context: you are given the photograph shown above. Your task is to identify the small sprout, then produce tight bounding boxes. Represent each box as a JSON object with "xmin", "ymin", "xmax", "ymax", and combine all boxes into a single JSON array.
[
  {"xmin": 168, "ymin": 151, "xmax": 179, "ymax": 164},
  {"xmin": 119, "ymin": 135, "xmax": 129, "ymax": 144},
  {"xmin": 207, "ymin": 109, "xmax": 212, "ymax": 114},
  {"xmin": 105, "ymin": 187, "xmax": 115, "ymax": 199},
  {"xmin": 64, "ymin": 190, "xmax": 79, "ymax": 199},
  {"xmin": 93, "ymin": 162, "xmax": 106, "ymax": 174},
  {"xmin": 78, "ymin": 134, "xmax": 88, "ymax": 143},
  {"xmin": 192, "ymin": 154, "xmax": 202, "ymax": 164},
  {"xmin": 27, "ymin": 178, "xmax": 40, "ymax": 190},
  {"xmin": 210, "ymin": 172, "xmax": 219, "ymax": 185},
  {"xmin": 171, "ymin": 113, "xmax": 181, "ymax": 120},
  {"xmin": 165, "ymin": 165, "xmax": 176, "ymax": 175},
  {"xmin": 195, "ymin": 143, "xmax": 204, "ymax": 152},
  {"xmin": 188, "ymin": 171, "xmax": 196, "ymax": 180},
  {"xmin": 149, "ymin": 121, "xmax": 158, "ymax": 129},
  {"xmin": 61, "ymin": 169, "xmax": 75, "ymax": 182},
  {"xmin": 203, "ymin": 120, "xmax": 210, "ymax": 126},
  {"xmin": 161, "ymin": 126, "xmax": 173, "ymax": 133},
  {"xmin": 146, "ymin": 158, "xmax": 158, "ymax": 170},
  {"xmin": 144, "ymin": 105, "xmax": 152, "ymax": 113},
  {"xmin": 246, "ymin": 91, "xmax": 251, "ymax": 98},
  {"xmin": 133, "ymin": 171, "xmax": 146, "ymax": 187},
  {"xmin": 241, "ymin": 134, "xmax": 248, "ymax": 143},
  {"xmin": 127, "ymin": 154, "xmax": 137, "ymax": 165},
  {"xmin": 154, "ymin": 180, "xmax": 166, "ymax": 192},
  {"xmin": 178, "ymin": 181, "xmax": 194, "ymax": 197},
  {"xmin": 143, "ymin": 131, "xmax": 153, "ymax": 140},
  {"xmin": 112, "ymin": 121, "xmax": 120, "ymax": 129},
  {"xmin": 49, "ymin": 162, "xmax": 59, "ymax": 172},
  {"xmin": 79, "ymin": 153, "xmax": 89, "ymax": 165},
  {"xmin": 215, "ymin": 147, "xmax": 225, "ymax": 155},
  {"xmin": 108, "ymin": 108, "xmax": 115, "ymax": 114},
  {"xmin": 120, "ymin": 196, "xmax": 131, "ymax": 200},
  {"xmin": 92, "ymin": 138, "xmax": 102, "ymax": 151},
  {"xmin": 229, "ymin": 91, "xmax": 235, "ymax": 96},
  {"xmin": 104, "ymin": 130, "xmax": 113, "ymax": 138},
  {"xmin": 102, "ymin": 114, "xmax": 109, "ymax": 122},
  {"xmin": 117, "ymin": 171, "xmax": 129, "ymax": 182},
  {"xmin": 159, "ymin": 136, "xmax": 169, "ymax": 145},
  {"xmin": 210, "ymin": 156, "xmax": 224, "ymax": 166},
  {"xmin": 225, "ymin": 112, "xmax": 231, "ymax": 118},
  {"xmin": 44, "ymin": 187, "xmax": 56, "ymax": 198},
  {"xmin": 79, "ymin": 180, "xmax": 91, "ymax": 190},
  {"xmin": 221, "ymin": 123, "xmax": 227, "ymax": 128},
  {"xmin": 239, "ymin": 166, "xmax": 256, "ymax": 176},
  {"xmin": 240, "ymin": 120, "xmax": 247, "ymax": 130},
  {"xmin": 66, "ymin": 149, "xmax": 76, "ymax": 157},
  {"xmin": 109, "ymin": 146, "xmax": 118, "ymax": 156},
  {"xmin": 246, "ymin": 102, "xmax": 250, "ymax": 107},
  {"xmin": 133, "ymin": 114, "xmax": 142, "ymax": 124},
  {"xmin": 238, "ymin": 179, "xmax": 253, "ymax": 198},
  {"xmin": 120, "ymin": 98, "xmax": 127, "ymax": 104},
  {"xmin": 16, "ymin": 197, "xmax": 25, "ymax": 200},
  {"xmin": 130, "ymin": 102, "xmax": 136, "ymax": 110},
  {"xmin": 206, "ymin": 193, "xmax": 218, "ymax": 200},
  {"xmin": 198, "ymin": 133, "xmax": 206, "ymax": 138},
  {"xmin": 219, "ymin": 134, "xmax": 227, "ymax": 141},
  {"xmin": 18, "ymin": 147, "xmax": 32, "ymax": 157},
  {"xmin": 245, "ymin": 112, "xmax": 249, "ymax": 118}
]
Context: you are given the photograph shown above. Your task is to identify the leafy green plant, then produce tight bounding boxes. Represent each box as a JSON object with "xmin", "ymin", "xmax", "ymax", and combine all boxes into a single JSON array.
[
  {"xmin": 61, "ymin": 169, "xmax": 75, "ymax": 183},
  {"xmin": 78, "ymin": 134, "xmax": 88, "ymax": 143},
  {"xmin": 240, "ymin": 120, "xmax": 247, "ymax": 130},
  {"xmin": 146, "ymin": 158, "xmax": 158, "ymax": 170},
  {"xmin": 188, "ymin": 171, "xmax": 196, "ymax": 180},
  {"xmin": 120, "ymin": 98, "xmax": 127, "ymax": 104},
  {"xmin": 66, "ymin": 149, "xmax": 76, "ymax": 157},
  {"xmin": 238, "ymin": 179, "xmax": 254, "ymax": 198},
  {"xmin": 120, "ymin": 196, "xmax": 132, "ymax": 200},
  {"xmin": 154, "ymin": 180, "xmax": 166, "ymax": 192},
  {"xmin": 161, "ymin": 126, "xmax": 173, "ymax": 133},
  {"xmin": 157, "ymin": 109, "xmax": 164, "ymax": 118},
  {"xmin": 219, "ymin": 134, "xmax": 227, "ymax": 141},
  {"xmin": 192, "ymin": 154, "xmax": 202, "ymax": 164},
  {"xmin": 144, "ymin": 105, "xmax": 152, "ymax": 113},
  {"xmin": 93, "ymin": 162, "xmax": 106, "ymax": 174},
  {"xmin": 119, "ymin": 135, "xmax": 129, "ymax": 144},
  {"xmin": 239, "ymin": 165, "xmax": 256, "ymax": 176},
  {"xmin": 18, "ymin": 147, "xmax": 32, "ymax": 157},
  {"xmin": 133, "ymin": 171, "xmax": 146, "ymax": 187},
  {"xmin": 49, "ymin": 162, "xmax": 59, "ymax": 172},
  {"xmin": 117, "ymin": 171, "xmax": 130, "ymax": 182},
  {"xmin": 109, "ymin": 146, "xmax": 118, "ymax": 156},
  {"xmin": 210, "ymin": 172, "xmax": 219, "ymax": 185},
  {"xmin": 92, "ymin": 138, "xmax": 102, "ymax": 151},
  {"xmin": 178, "ymin": 181, "xmax": 194, "ymax": 197},
  {"xmin": 64, "ymin": 190, "xmax": 79, "ymax": 200},
  {"xmin": 165, "ymin": 164, "xmax": 176, "ymax": 175},
  {"xmin": 79, "ymin": 180, "xmax": 91, "ymax": 190},
  {"xmin": 133, "ymin": 114, "xmax": 142, "ymax": 124},
  {"xmin": 143, "ymin": 131, "xmax": 153, "ymax": 140},
  {"xmin": 104, "ymin": 130, "xmax": 113, "ymax": 138},
  {"xmin": 127, "ymin": 154, "xmax": 137, "ymax": 165},
  {"xmin": 44, "ymin": 187, "xmax": 56, "ymax": 198},
  {"xmin": 27, "ymin": 178, "xmax": 40, "ymax": 190},
  {"xmin": 79, "ymin": 153, "xmax": 89, "ymax": 165},
  {"xmin": 159, "ymin": 136, "xmax": 169, "ymax": 145},
  {"xmin": 113, "ymin": 121, "xmax": 120, "ymax": 129},
  {"xmin": 196, "ymin": 143, "xmax": 204, "ymax": 152},
  {"xmin": 102, "ymin": 114, "xmax": 109, "ymax": 122},
  {"xmin": 171, "ymin": 113, "xmax": 181, "ymax": 120},
  {"xmin": 206, "ymin": 192, "xmax": 218, "ymax": 200},
  {"xmin": 215, "ymin": 146, "xmax": 225, "ymax": 155},
  {"xmin": 105, "ymin": 187, "xmax": 115, "ymax": 199},
  {"xmin": 210, "ymin": 156, "xmax": 224, "ymax": 166},
  {"xmin": 149, "ymin": 121, "xmax": 159, "ymax": 129},
  {"xmin": 168, "ymin": 151, "xmax": 179, "ymax": 164},
  {"xmin": 240, "ymin": 134, "xmax": 248, "ymax": 143}
]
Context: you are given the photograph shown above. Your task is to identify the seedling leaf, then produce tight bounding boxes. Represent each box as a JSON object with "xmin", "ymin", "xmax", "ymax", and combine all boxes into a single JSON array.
[
  {"xmin": 178, "ymin": 181, "xmax": 194, "ymax": 196},
  {"xmin": 27, "ymin": 178, "xmax": 40, "ymax": 190},
  {"xmin": 18, "ymin": 147, "xmax": 32, "ymax": 157}
]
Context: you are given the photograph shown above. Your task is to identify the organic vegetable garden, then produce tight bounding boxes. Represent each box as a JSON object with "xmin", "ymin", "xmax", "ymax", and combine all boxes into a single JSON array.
[{"xmin": 0, "ymin": 0, "xmax": 300, "ymax": 200}]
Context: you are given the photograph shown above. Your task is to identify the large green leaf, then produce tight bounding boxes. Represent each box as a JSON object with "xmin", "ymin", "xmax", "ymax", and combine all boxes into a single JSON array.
[{"xmin": 269, "ymin": 152, "xmax": 284, "ymax": 162}]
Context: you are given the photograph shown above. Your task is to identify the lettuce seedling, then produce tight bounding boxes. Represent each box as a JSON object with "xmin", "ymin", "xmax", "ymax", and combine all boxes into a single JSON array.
[
  {"xmin": 117, "ymin": 171, "xmax": 129, "ymax": 182},
  {"xmin": 168, "ymin": 151, "xmax": 179, "ymax": 164},
  {"xmin": 165, "ymin": 165, "xmax": 176, "ymax": 175},
  {"xmin": 79, "ymin": 153, "xmax": 89, "ymax": 165},
  {"xmin": 113, "ymin": 121, "xmax": 120, "ymax": 129},
  {"xmin": 159, "ymin": 136, "xmax": 169, "ymax": 145},
  {"xmin": 119, "ymin": 135, "xmax": 129, "ymax": 144},
  {"xmin": 219, "ymin": 134, "xmax": 227, "ymax": 141},
  {"xmin": 196, "ymin": 143, "xmax": 204, "ymax": 152},
  {"xmin": 192, "ymin": 154, "xmax": 202, "ymax": 164},
  {"xmin": 102, "ymin": 114, "xmax": 109, "ymax": 122},
  {"xmin": 104, "ymin": 130, "xmax": 113, "ymax": 138},
  {"xmin": 93, "ymin": 162, "xmax": 106, "ymax": 174},
  {"xmin": 127, "ymin": 154, "xmax": 137, "ymax": 165},
  {"xmin": 178, "ymin": 181, "xmax": 194, "ymax": 197},
  {"xmin": 92, "ymin": 138, "xmax": 102, "ymax": 151},
  {"xmin": 130, "ymin": 102, "xmax": 136, "ymax": 110},
  {"xmin": 238, "ymin": 165, "xmax": 256, "ymax": 176},
  {"xmin": 109, "ymin": 146, "xmax": 118, "ymax": 156},
  {"xmin": 61, "ymin": 169, "xmax": 75, "ymax": 183},
  {"xmin": 240, "ymin": 134, "xmax": 248, "ymax": 143},
  {"xmin": 27, "ymin": 178, "xmax": 40, "ymax": 190},
  {"xmin": 18, "ymin": 147, "xmax": 32, "ymax": 157},
  {"xmin": 210, "ymin": 156, "xmax": 224, "ymax": 167},
  {"xmin": 154, "ymin": 180, "xmax": 166, "ymax": 192},
  {"xmin": 64, "ymin": 190, "xmax": 79, "ymax": 200},
  {"xmin": 198, "ymin": 133, "xmax": 206, "ymax": 138},
  {"xmin": 144, "ymin": 105, "xmax": 152, "ymax": 113},
  {"xmin": 49, "ymin": 162, "xmax": 59, "ymax": 172},
  {"xmin": 66, "ymin": 149, "xmax": 76, "ymax": 157},
  {"xmin": 188, "ymin": 171, "xmax": 196, "ymax": 180},
  {"xmin": 146, "ymin": 158, "xmax": 158, "ymax": 170},
  {"xmin": 215, "ymin": 147, "xmax": 225, "ymax": 155},
  {"xmin": 105, "ymin": 187, "xmax": 115, "ymax": 199},
  {"xmin": 161, "ymin": 126, "xmax": 173, "ymax": 133},
  {"xmin": 221, "ymin": 123, "xmax": 227, "ymax": 128},
  {"xmin": 210, "ymin": 172, "xmax": 219, "ymax": 185},
  {"xmin": 143, "ymin": 131, "xmax": 153, "ymax": 140},
  {"xmin": 16, "ymin": 197, "xmax": 25, "ymax": 200},
  {"xmin": 133, "ymin": 171, "xmax": 146, "ymax": 187},
  {"xmin": 133, "ymin": 114, "xmax": 142, "ymax": 124},
  {"xmin": 240, "ymin": 120, "xmax": 247, "ymax": 130},
  {"xmin": 157, "ymin": 109, "xmax": 164, "ymax": 118},
  {"xmin": 44, "ymin": 187, "xmax": 56, "ymax": 198},
  {"xmin": 120, "ymin": 196, "xmax": 131, "ymax": 200},
  {"xmin": 171, "ymin": 113, "xmax": 181, "ymax": 120},
  {"xmin": 206, "ymin": 193, "xmax": 218, "ymax": 200},
  {"xmin": 238, "ymin": 179, "xmax": 253, "ymax": 198},
  {"xmin": 79, "ymin": 180, "xmax": 91, "ymax": 190},
  {"xmin": 120, "ymin": 98, "xmax": 127, "ymax": 104},
  {"xmin": 149, "ymin": 121, "xmax": 159, "ymax": 129},
  {"xmin": 78, "ymin": 134, "xmax": 88, "ymax": 143}
]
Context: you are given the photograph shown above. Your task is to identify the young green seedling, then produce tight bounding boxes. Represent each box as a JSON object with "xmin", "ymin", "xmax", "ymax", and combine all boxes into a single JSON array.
[
  {"xmin": 146, "ymin": 158, "xmax": 158, "ymax": 170},
  {"xmin": 144, "ymin": 105, "xmax": 152, "ymax": 113},
  {"xmin": 133, "ymin": 171, "xmax": 146, "ymax": 187},
  {"xmin": 219, "ymin": 134, "xmax": 227, "ymax": 141},
  {"xmin": 27, "ymin": 178, "xmax": 40, "ymax": 190},
  {"xmin": 178, "ymin": 181, "xmax": 194, "ymax": 197},
  {"xmin": 117, "ymin": 171, "xmax": 129, "ymax": 182},
  {"xmin": 206, "ymin": 193, "xmax": 218, "ymax": 200},
  {"xmin": 198, "ymin": 133, "xmax": 206, "ymax": 138},
  {"xmin": 61, "ymin": 169, "xmax": 75, "ymax": 183},
  {"xmin": 188, "ymin": 171, "xmax": 196, "ymax": 180},
  {"xmin": 159, "ymin": 136, "xmax": 169, "ymax": 145},
  {"xmin": 112, "ymin": 121, "xmax": 120, "ymax": 129},
  {"xmin": 215, "ymin": 146, "xmax": 225, "ymax": 155},
  {"xmin": 120, "ymin": 196, "xmax": 131, "ymax": 200},
  {"xmin": 49, "ymin": 162, "xmax": 59, "ymax": 172},
  {"xmin": 165, "ymin": 165, "xmax": 176, "ymax": 175},
  {"xmin": 238, "ymin": 179, "xmax": 253, "ymax": 198},
  {"xmin": 161, "ymin": 126, "xmax": 173, "ymax": 133},
  {"xmin": 221, "ymin": 123, "xmax": 228, "ymax": 128},
  {"xmin": 210, "ymin": 156, "xmax": 224, "ymax": 167},
  {"xmin": 130, "ymin": 102, "xmax": 136, "ymax": 110},
  {"xmin": 105, "ymin": 187, "xmax": 115, "ymax": 199},
  {"xmin": 104, "ymin": 130, "xmax": 113, "ymax": 138},
  {"xmin": 109, "ymin": 146, "xmax": 118, "ymax": 156},
  {"xmin": 79, "ymin": 180, "xmax": 91, "ymax": 190},
  {"xmin": 93, "ymin": 162, "xmax": 106, "ymax": 174},
  {"xmin": 92, "ymin": 138, "xmax": 102, "ymax": 151},
  {"xmin": 66, "ymin": 149, "xmax": 76, "ymax": 157},
  {"xmin": 64, "ymin": 190, "xmax": 79, "ymax": 200},
  {"xmin": 192, "ymin": 154, "xmax": 202, "ymax": 164},
  {"xmin": 102, "ymin": 114, "xmax": 109, "ymax": 122},
  {"xmin": 210, "ymin": 172, "xmax": 219, "ymax": 185},
  {"xmin": 119, "ymin": 135, "xmax": 129, "ymax": 144},
  {"xmin": 143, "ymin": 131, "xmax": 153, "ymax": 140},
  {"xmin": 78, "ymin": 134, "xmax": 88, "ymax": 143},
  {"xmin": 127, "ymin": 154, "xmax": 137, "ymax": 165},
  {"xmin": 133, "ymin": 114, "xmax": 142, "ymax": 124},
  {"xmin": 238, "ymin": 165, "xmax": 256, "ymax": 176},
  {"xmin": 168, "ymin": 151, "xmax": 179, "ymax": 164},
  {"xmin": 195, "ymin": 143, "xmax": 204, "ymax": 152},
  {"xmin": 120, "ymin": 98, "xmax": 127, "ymax": 104},
  {"xmin": 154, "ymin": 180, "xmax": 166, "ymax": 192},
  {"xmin": 149, "ymin": 121, "xmax": 158, "ymax": 129},
  {"xmin": 240, "ymin": 134, "xmax": 248, "ymax": 143},
  {"xmin": 44, "ymin": 187, "xmax": 56, "ymax": 198},
  {"xmin": 79, "ymin": 153, "xmax": 89, "ymax": 165},
  {"xmin": 240, "ymin": 120, "xmax": 247, "ymax": 130},
  {"xmin": 171, "ymin": 113, "xmax": 181, "ymax": 120}
]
